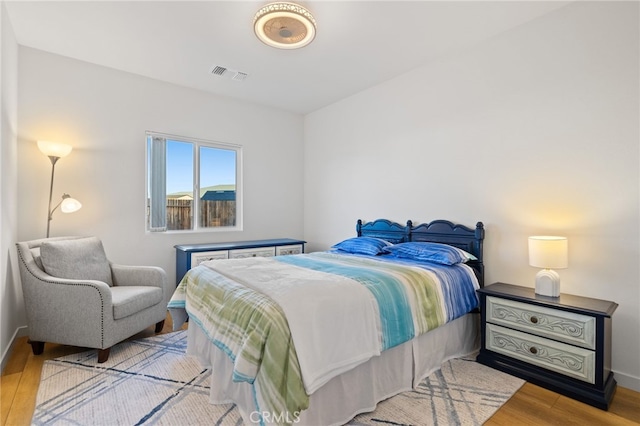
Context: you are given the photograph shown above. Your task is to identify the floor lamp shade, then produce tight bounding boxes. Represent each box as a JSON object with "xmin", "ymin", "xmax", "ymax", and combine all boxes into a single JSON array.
[
  {"xmin": 59, "ymin": 194, "xmax": 82, "ymax": 213},
  {"xmin": 37, "ymin": 140, "xmax": 73, "ymax": 158},
  {"xmin": 528, "ymin": 236, "xmax": 568, "ymax": 297}
]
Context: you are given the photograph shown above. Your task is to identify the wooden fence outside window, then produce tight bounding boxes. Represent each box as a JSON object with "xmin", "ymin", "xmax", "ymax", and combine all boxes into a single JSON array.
[{"xmin": 166, "ymin": 199, "xmax": 236, "ymax": 230}]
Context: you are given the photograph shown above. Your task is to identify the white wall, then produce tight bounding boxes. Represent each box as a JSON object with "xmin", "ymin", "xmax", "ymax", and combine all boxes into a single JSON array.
[
  {"xmin": 0, "ymin": 1, "xmax": 22, "ymax": 370},
  {"xmin": 16, "ymin": 47, "xmax": 305, "ymax": 289},
  {"xmin": 304, "ymin": 2, "xmax": 639, "ymax": 390}
]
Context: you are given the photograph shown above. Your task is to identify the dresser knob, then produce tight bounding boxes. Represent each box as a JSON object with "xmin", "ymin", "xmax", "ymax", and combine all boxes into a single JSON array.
[
  {"xmin": 530, "ymin": 316, "xmax": 539, "ymax": 324},
  {"xmin": 529, "ymin": 346, "xmax": 538, "ymax": 355}
]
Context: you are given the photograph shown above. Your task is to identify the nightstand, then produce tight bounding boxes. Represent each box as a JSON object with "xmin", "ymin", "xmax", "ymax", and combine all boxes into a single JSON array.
[{"xmin": 476, "ymin": 282, "xmax": 618, "ymax": 410}]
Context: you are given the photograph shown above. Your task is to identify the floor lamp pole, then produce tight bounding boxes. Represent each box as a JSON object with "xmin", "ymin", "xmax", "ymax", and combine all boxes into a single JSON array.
[{"xmin": 46, "ymin": 156, "xmax": 60, "ymax": 238}]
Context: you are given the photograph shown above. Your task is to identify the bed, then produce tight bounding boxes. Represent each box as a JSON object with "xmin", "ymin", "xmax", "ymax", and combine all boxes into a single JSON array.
[{"xmin": 168, "ymin": 218, "xmax": 485, "ymax": 425}]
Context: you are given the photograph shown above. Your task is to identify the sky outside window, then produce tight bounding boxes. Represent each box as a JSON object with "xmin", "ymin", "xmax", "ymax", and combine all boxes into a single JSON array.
[{"xmin": 166, "ymin": 139, "xmax": 236, "ymax": 195}]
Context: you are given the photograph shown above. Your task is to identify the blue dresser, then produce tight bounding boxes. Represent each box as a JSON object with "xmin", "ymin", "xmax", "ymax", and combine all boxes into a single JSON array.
[{"xmin": 174, "ymin": 238, "xmax": 306, "ymax": 285}]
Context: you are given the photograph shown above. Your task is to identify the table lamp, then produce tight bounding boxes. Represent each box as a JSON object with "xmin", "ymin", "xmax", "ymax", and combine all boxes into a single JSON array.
[{"xmin": 528, "ymin": 236, "xmax": 568, "ymax": 297}]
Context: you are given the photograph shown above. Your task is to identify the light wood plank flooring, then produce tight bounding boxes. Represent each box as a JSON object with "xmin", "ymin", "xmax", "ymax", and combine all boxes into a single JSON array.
[{"xmin": 2, "ymin": 314, "xmax": 639, "ymax": 425}]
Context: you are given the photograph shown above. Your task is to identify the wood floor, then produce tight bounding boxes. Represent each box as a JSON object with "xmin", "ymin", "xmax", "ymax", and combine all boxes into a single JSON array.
[{"xmin": 2, "ymin": 315, "xmax": 639, "ymax": 426}]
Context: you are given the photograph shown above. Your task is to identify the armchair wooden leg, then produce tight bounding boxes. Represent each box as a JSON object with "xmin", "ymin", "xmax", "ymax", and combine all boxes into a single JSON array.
[
  {"xmin": 28, "ymin": 340, "xmax": 45, "ymax": 355},
  {"xmin": 97, "ymin": 348, "xmax": 111, "ymax": 363},
  {"xmin": 155, "ymin": 320, "xmax": 165, "ymax": 333}
]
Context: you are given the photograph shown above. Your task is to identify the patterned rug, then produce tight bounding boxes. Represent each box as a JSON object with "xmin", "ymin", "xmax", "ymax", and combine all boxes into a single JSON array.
[{"xmin": 33, "ymin": 331, "xmax": 524, "ymax": 425}]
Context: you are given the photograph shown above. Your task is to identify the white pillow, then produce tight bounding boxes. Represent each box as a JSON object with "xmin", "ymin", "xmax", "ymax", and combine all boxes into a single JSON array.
[{"xmin": 40, "ymin": 237, "xmax": 113, "ymax": 286}]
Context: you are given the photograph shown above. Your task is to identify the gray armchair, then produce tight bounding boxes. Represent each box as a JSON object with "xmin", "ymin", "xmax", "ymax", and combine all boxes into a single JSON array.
[{"xmin": 16, "ymin": 236, "xmax": 171, "ymax": 363}]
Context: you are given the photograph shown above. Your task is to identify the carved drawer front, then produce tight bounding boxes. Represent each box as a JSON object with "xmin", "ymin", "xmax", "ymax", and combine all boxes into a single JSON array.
[
  {"xmin": 191, "ymin": 250, "xmax": 229, "ymax": 266},
  {"xmin": 276, "ymin": 244, "xmax": 303, "ymax": 256},
  {"xmin": 486, "ymin": 297, "xmax": 596, "ymax": 349},
  {"xmin": 229, "ymin": 247, "xmax": 276, "ymax": 259},
  {"xmin": 486, "ymin": 324, "xmax": 595, "ymax": 383}
]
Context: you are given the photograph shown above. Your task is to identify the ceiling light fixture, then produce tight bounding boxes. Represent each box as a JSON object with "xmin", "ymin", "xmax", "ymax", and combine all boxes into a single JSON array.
[{"xmin": 253, "ymin": 2, "xmax": 316, "ymax": 49}]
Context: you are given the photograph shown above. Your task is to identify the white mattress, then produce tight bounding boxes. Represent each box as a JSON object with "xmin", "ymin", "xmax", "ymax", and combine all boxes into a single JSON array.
[{"xmin": 187, "ymin": 312, "xmax": 480, "ymax": 425}]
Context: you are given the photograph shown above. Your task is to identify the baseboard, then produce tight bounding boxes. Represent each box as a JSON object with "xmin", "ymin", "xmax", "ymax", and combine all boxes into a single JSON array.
[
  {"xmin": 613, "ymin": 370, "xmax": 640, "ymax": 393},
  {"xmin": 1, "ymin": 325, "xmax": 28, "ymax": 373}
]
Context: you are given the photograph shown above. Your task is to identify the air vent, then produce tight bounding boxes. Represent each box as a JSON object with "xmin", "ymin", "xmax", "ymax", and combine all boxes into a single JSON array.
[
  {"xmin": 232, "ymin": 72, "xmax": 249, "ymax": 82},
  {"xmin": 210, "ymin": 65, "xmax": 228, "ymax": 76},
  {"xmin": 210, "ymin": 65, "xmax": 249, "ymax": 82}
]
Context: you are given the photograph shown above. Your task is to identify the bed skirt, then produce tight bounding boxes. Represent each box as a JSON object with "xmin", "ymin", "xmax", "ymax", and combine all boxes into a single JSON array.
[{"xmin": 187, "ymin": 312, "xmax": 480, "ymax": 425}]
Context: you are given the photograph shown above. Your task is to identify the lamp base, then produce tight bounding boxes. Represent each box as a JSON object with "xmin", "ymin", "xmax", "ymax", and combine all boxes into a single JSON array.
[{"xmin": 535, "ymin": 269, "xmax": 561, "ymax": 297}]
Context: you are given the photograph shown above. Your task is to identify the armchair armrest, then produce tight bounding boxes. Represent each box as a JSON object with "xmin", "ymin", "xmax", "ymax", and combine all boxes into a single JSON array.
[
  {"xmin": 34, "ymin": 278, "xmax": 113, "ymax": 312},
  {"xmin": 110, "ymin": 264, "xmax": 168, "ymax": 289},
  {"xmin": 22, "ymin": 261, "xmax": 112, "ymax": 303},
  {"xmin": 20, "ymin": 268, "xmax": 114, "ymax": 348}
]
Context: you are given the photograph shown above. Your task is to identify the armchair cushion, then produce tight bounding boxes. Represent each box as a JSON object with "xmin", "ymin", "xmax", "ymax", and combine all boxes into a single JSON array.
[
  {"xmin": 110, "ymin": 286, "xmax": 163, "ymax": 320},
  {"xmin": 40, "ymin": 237, "xmax": 113, "ymax": 286}
]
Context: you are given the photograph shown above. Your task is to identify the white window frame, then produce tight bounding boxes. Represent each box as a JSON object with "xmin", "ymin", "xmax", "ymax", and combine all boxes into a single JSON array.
[{"xmin": 145, "ymin": 131, "xmax": 243, "ymax": 233}]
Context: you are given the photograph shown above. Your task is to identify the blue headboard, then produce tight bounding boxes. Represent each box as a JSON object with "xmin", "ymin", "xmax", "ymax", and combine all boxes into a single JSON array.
[
  {"xmin": 356, "ymin": 218, "xmax": 485, "ymax": 287},
  {"xmin": 356, "ymin": 218, "xmax": 410, "ymax": 244}
]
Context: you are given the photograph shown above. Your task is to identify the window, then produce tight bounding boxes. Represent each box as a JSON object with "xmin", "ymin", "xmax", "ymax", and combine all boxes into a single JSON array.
[{"xmin": 146, "ymin": 132, "xmax": 242, "ymax": 232}]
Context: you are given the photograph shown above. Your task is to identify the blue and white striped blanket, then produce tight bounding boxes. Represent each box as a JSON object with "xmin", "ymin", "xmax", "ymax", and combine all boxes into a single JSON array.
[{"xmin": 277, "ymin": 252, "xmax": 480, "ymax": 349}]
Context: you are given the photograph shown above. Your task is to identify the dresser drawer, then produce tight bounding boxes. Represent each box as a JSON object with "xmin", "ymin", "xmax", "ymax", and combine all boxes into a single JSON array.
[
  {"xmin": 229, "ymin": 247, "xmax": 276, "ymax": 259},
  {"xmin": 191, "ymin": 250, "xmax": 229, "ymax": 266},
  {"xmin": 486, "ymin": 323, "xmax": 595, "ymax": 383},
  {"xmin": 486, "ymin": 296, "xmax": 596, "ymax": 349},
  {"xmin": 276, "ymin": 244, "xmax": 303, "ymax": 256}
]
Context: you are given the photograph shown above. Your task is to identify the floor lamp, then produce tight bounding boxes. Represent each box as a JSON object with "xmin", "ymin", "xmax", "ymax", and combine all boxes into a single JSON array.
[{"xmin": 37, "ymin": 141, "xmax": 82, "ymax": 238}]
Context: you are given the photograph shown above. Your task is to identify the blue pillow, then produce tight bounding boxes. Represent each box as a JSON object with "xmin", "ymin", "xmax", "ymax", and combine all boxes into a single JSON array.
[
  {"xmin": 382, "ymin": 242, "xmax": 476, "ymax": 265},
  {"xmin": 332, "ymin": 237, "xmax": 393, "ymax": 256}
]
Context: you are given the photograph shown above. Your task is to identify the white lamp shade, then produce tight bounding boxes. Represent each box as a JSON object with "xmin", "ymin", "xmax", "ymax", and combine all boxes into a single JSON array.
[
  {"xmin": 528, "ymin": 236, "xmax": 568, "ymax": 269},
  {"xmin": 60, "ymin": 197, "xmax": 82, "ymax": 213},
  {"xmin": 37, "ymin": 140, "xmax": 73, "ymax": 158}
]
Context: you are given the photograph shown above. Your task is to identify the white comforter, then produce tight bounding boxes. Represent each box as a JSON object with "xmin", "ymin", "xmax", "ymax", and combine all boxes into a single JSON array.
[{"xmin": 207, "ymin": 256, "xmax": 381, "ymax": 394}]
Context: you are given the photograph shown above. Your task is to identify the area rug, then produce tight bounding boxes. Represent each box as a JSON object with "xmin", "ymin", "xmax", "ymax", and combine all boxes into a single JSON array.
[{"xmin": 33, "ymin": 330, "xmax": 524, "ymax": 425}]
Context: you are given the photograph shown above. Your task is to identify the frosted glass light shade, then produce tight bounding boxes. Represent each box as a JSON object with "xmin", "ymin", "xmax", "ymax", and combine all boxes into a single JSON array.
[
  {"xmin": 528, "ymin": 236, "xmax": 568, "ymax": 269},
  {"xmin": 37, "ymin": 140, "xmax": 73, "ymax": 158},
  {"xmin": 254, "ymin": 2, "xmax": 316, "ymax": 49},
  {"xmin": 60, "ymin": 196, "xmax": 82, "ymax": 213}
]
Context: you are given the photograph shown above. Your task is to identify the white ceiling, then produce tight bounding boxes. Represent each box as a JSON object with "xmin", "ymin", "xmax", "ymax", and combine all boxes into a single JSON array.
[{"xmin": 5, "ymin": 1, "xmax": 571, "ymax": 115}]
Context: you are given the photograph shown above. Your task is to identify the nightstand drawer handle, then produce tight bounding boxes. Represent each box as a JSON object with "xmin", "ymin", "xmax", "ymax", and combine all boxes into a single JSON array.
[
  {"xmin": 529, "ymin": 346, "xmax": 538, "ymax": 355},
  {"xmin": 530, "ymin": 316, "xmax": 539, "ymax": 324}
]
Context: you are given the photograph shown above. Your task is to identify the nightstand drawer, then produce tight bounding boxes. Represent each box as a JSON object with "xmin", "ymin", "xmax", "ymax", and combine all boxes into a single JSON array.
[
  {"xmin": 229, "ymin": 247, "xmax": 276, "ymax": 259},
  {"xmin": 487, "ymin": 296, "xmax": 596, "ymax": 349},
  {"xmin": 486, "ymin": 323, "xmax": 595, "ymax": 384}
]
